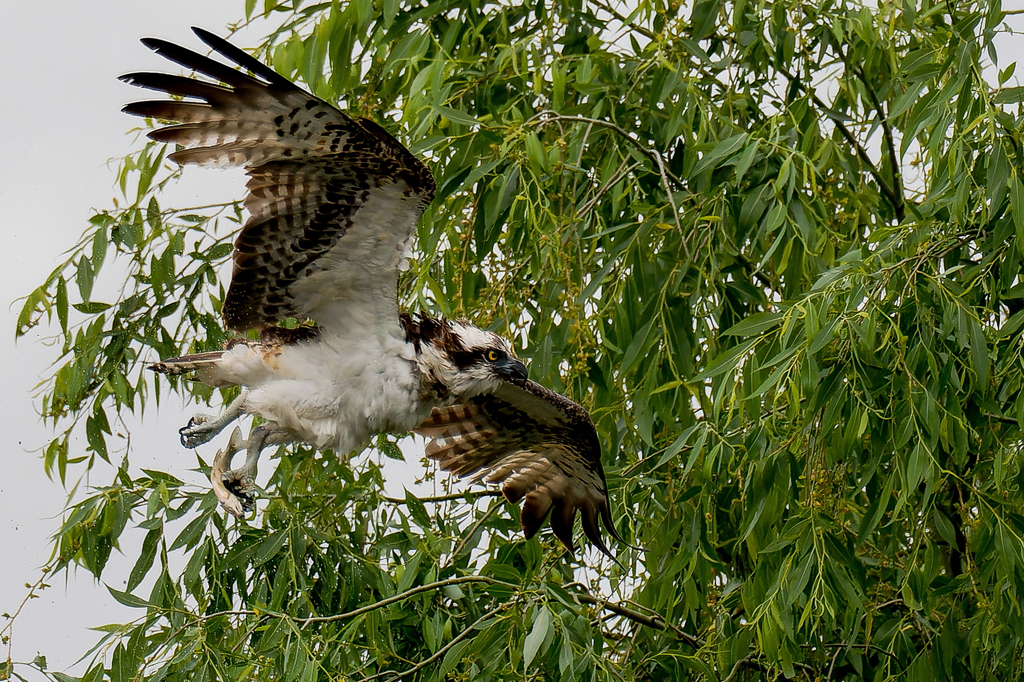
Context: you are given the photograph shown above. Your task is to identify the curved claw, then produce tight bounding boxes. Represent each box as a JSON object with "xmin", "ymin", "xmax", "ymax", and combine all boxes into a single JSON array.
[
  {"xmin": 224, "ymin": 475, "xmax": 257, "ymax": 514},
  {"xmin": 210, "ymin": 427, "xmax": 248, "ymax": 517},
  {"xmin": 180, "ymin": 414, "xmax": 215, "ymax": 449}
]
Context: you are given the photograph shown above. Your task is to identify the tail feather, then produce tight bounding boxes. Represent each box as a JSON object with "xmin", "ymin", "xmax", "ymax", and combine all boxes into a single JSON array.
[{"xmin": 149, "ymin": 351, "xmax": 225, "ymax": 375}]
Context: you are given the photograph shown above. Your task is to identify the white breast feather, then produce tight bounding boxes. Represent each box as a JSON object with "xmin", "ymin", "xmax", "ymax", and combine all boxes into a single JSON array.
[{"xmin": 209, "ymin": 327, "xmax": 425, "ymax": 452}]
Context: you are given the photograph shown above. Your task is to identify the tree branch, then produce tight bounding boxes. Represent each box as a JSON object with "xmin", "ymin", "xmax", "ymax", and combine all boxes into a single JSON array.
[
  {"xmin": 573, "ymin": 593, "xmax": 704, "ymax": 650},
  {"xmin": 380, "ymin": 489, "xmax": 503, "ymax": 504},
  {"xmin": 530, "ymin": 111, "xmax": 686, "ymax": 190},
  {"xmin": 296, "ymin": 576, "xmax": 506, "ymax": 626},
  {"xmin": 188, "ymin": 576, "xmax": 511, "ymax": 629},
  {"xmin": 833, "ymin": 43, "xmax": 906, "ymax": 222},
  {"xmin": 777, "ymin": 66, "xmax": 906, "ymax": 222},
  {"xmin": 362, "ymin": 605, "xmax": 506, "ymax": 681}
]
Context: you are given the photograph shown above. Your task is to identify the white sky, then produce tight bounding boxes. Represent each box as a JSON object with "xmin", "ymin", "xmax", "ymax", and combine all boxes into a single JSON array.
[
  {"xmin": 0, "ymin": 9, "xmax": 438, "ymax": 677},
  {"xmin": 0, "ymin": 2, "xmax": 260, "ymax": 676}
]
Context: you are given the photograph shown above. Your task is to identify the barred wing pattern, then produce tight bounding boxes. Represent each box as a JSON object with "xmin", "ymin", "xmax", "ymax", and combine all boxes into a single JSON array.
[
  {"xmin": 120, "ymin": 27, "xmax": 435, "ymax": 332},
  {"xmin": 416, "ymin": 381, "xmax": 624, "ymax": 557}
]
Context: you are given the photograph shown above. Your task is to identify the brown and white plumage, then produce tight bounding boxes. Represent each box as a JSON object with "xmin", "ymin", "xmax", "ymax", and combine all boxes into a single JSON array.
[
  {"xmin": 416, "ymin": 382, "xmax": 620, "ymax": 556},
  {"xmin": 123, "ymin": 27, "xmax": 624, "ymax": 558}
]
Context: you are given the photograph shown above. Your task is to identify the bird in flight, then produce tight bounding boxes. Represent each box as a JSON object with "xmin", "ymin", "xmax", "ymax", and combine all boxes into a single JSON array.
[{"xmin": 121, "ymin": 27, "xmax": 624, "ymax": 558}]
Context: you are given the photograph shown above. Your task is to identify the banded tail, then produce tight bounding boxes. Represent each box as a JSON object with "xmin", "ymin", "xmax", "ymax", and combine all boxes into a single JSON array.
[{"xmin": 149, "ymin": 351, "xmax": 225, "ymax": 375}]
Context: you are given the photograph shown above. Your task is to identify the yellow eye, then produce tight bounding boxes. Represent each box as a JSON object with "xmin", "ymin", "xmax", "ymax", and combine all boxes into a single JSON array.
[{"xmin": 486, "ymin": 350, "xmax": 500, "ymax": 362}]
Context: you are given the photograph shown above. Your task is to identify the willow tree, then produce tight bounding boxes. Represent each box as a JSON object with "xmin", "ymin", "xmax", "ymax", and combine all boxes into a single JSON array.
[{"xmin": 10, "ymin": 0, "xmax": 1024, "ymax": 679}]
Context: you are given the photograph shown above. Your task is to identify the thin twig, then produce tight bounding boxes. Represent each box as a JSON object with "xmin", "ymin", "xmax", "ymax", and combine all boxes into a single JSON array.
[
  {"xmin": 573, "ymin": 593, "xmax": 704, "ymax": 650},
  {"xmin": 722, "ymin": 653, "xmax": 757, "ymax": 682},
  {"xmin": 444, "ymin": 499, "xmax": 502, "ymax": 569},
  {"xmin": 777, "ymin": 66, "xmax": 906, "ymax": 222},
  {"xmin": 1, "ymin": 565, "xmax": 53, "ymax": 671},
  {"xmin": 185, "ymin": 575, "xmax": 509, "ymax": 630},
  {"xmin": 587, "ymin": 0, "xmax": 657, "ymax": 41},
  {"xmin": 575, "ymin": 160, "xmax": 643, "ymax": 219},
  {"xmin": 833, "ymin": 44, "xmax": 906, "ymax": 221},
  {"xmin": 363, "ymin": 604, "xmax": 506, "ymax": 681},
  {"xmin": 983, "ymin": 411, "xmax": 1019, "ymax": 426},
  {"xmin": 380, "ymin": 489, "xmax": 503, "ymax": 504}
]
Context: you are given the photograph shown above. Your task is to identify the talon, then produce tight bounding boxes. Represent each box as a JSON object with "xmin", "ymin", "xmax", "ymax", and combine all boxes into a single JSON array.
[
  {"xmin": 224, "ymin": 474, "xmax": 257, "ymax": 513},
  {"xmin": 211, "ymin": 427, "xmax": 248, "ymax": 517},
  {"xmin": 180, "ymin": 414, "xmax": 215, "ymax": 448}
]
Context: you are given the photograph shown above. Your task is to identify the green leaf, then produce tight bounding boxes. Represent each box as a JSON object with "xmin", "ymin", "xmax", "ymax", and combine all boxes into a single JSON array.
[
  {"xmin": 524, "ymin": 132, "xmax": 548, "ymax": 174},
  {"xmin": 76, "ymin": 256, "xmax": 94, "ymax": 302},
  {"xmin": 403, "ymin": 490, "xmax": 432, "ymax": 530},
  {"xmin": 693, "ymin": 132, "xmax": 747, "ymax": 175},
  {"xmin": 435, "ymin": 105, "xmax": 480, "ymax": 126},
  {"xmin": 106, "ymin": 586, "xmax": 152, "ymax": 609},
  {"xmin": 722, "ymin": 311, "xmax": 784, "ymax": 337},
  {"xmin": 523, "ymin": 607, "xmax": 552, "ymax": 668},
  {"xmin": 397, "ymin": 549, "xmax": 423, "ymax": 592},
  {"xmin": 168, "ymin": 514, "xmax": 207, "ymax": 552},
  {"xmin": 1010, "ymin": 178, "xmax": 1024, "ymax": 243},
  {"xmin": 690, "ymin": 0, "xmax": 724, "ymax": 40},
  {"xmin": 253, "ymin": 531, "xmax": 287, "ymax": 566},
  {"xmin": 694, "ymin": 338, "xmax": 758, "ymax": 381},
  {"xmin": 995, "ymin": 86, "xmax": 1024, "ymax": 104},
  {"xmin": 127, "ymin": 526, "xmax": 161, "ymax": 592},
  {"xmin": 968, "ymin": 317, "xmax": 989, "ymax": 386},
  {"xmin": 72, "ymin": 301, "xmax": 112, "ymax": 315},
  {"xmin": 619, "ymin": 314, "xmax": 658, "ymax": 376},
  {"xmin": 56, "ymin": 277, "xmax": 68, "ymax": 334}
]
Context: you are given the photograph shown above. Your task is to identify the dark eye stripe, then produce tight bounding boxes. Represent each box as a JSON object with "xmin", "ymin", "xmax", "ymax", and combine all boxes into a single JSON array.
[{"xmin": 448, "ymin": 347, "xmax": 507, "ymax": 369}]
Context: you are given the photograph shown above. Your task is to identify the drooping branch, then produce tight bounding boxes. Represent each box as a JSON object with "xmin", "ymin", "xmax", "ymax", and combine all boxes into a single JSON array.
[
  {"xmin": 186, "ymin": 575, "xmax": 512, "ymax": 628},
  {"xmin": 833, "ymin": 43, "xmax": 906, "ymax": 221},
  {"xmin": 380, "ymin": 489, "xmax": 503, "ymax": 504},
  {"xmin": 362, "ymin": 604, "xmax": 507, "ymax": 682},
  {"xmin": 529, "ymin": 111, "xmax": 687, "ymax": 245},
  {"xmin": 777, "ymin": 66, "xmax": 907, "ymax": 222}
]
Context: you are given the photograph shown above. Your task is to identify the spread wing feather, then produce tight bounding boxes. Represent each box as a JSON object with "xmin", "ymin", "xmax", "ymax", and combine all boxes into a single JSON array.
[
  {"xmin": 416, "ymin": 381, "xmax": 625, "ymax": 559},
  {"xmin": 119, "ymin": 27, "xmax": 435, "ymax": 332}
]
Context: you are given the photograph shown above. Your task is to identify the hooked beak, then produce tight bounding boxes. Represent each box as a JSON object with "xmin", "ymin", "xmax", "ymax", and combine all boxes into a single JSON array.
[{"xmin": 497, "ymin": 357, "xmax": 529, "ymax": 385}]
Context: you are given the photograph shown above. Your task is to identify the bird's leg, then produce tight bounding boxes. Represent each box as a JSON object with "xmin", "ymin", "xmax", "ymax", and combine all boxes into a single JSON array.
[
  {"xmin": 213, "ymin": 423, "xmax": 293, "ymax": 518},
  {"xmin": 180, "ymin": 392, "xmax": 247, "ymax": 448},
  {"xmin": 210, "ymin": 426, "xmax": 247, "ymax": 516}
]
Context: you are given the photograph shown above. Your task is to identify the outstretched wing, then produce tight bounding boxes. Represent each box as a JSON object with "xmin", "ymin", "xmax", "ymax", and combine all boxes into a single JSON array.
[
  {"xmin": 415, "ymin": 380, "xmax": 625, "ymax": 559},
  {"xmin": 120, "ymin": 27, "xmax": 435, "ymax": 333}
]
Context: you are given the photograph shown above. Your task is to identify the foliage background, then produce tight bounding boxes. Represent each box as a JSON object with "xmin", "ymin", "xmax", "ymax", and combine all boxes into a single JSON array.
[{"xmin": 7, "ymin": 0, "xmax": 1024, "ymax": 679}]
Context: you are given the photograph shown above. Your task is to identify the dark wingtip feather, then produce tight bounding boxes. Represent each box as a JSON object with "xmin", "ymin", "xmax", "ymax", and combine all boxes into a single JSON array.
[
  {"xmin": 139, "ymin": 36, "xmax": 167, "ymax": 52},
  {"xmin": 549, "ymin": 503, "xmax": 577, "ymax": 554},
  {"xmin": 132, "ymin": 34, "xmax": 264, "ymax": 90},
  {"xmin": 519, "ymin": 492, "xmax": 553, "ymax": 540},
  {"xmin": 191, "ymin": 26, "xmax": 294, "ymax": 88},
  {"xmin": 580, "ymin": 504, "xmax": 614, "ymax": 559}
]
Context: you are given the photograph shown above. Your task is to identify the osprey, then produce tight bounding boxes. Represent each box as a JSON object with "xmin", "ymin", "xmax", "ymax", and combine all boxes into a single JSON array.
[{"xmin": 122, "ymin": 28, "xmax": 623, "ymax": 557}]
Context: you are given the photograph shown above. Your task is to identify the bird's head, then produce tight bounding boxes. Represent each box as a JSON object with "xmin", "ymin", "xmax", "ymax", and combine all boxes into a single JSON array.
[{"xmin": 420, "ymin": 320, "xmax": 528, "ymax": 399}]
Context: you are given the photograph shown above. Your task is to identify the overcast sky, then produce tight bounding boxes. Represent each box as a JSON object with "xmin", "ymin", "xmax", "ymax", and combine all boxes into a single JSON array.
[
  {"xmin": 0, "ymin": 2, "xmax": 259, "ymax": 676},
  {"xmin": 0, "ymin": 7, "xmax": 439, "ymax": 676}
]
